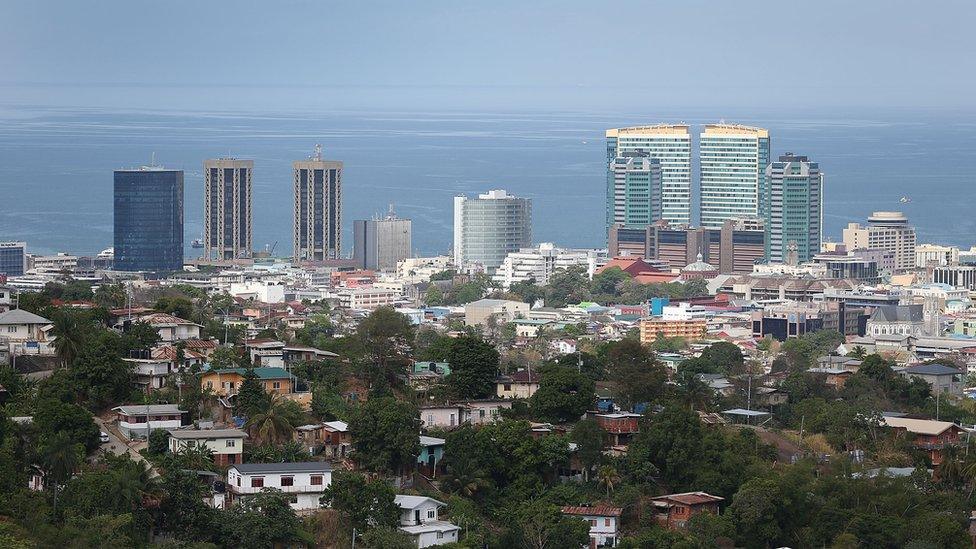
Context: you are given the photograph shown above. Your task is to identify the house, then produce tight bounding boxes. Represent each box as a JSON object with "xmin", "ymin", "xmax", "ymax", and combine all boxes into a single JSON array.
[
  {"xmin": 395, "ymin": 495, "xmax": 460, "ymax": 548},
  {"xmin": 881, "ymin": 416, "xmax": 966, "ymax": 465},
  {"xmin": 650, "ymin": 492, "xmax": 724, "ymax": 530},
  {"xmin": 168, "ymin": 428, "xmax": 247, "ymax": 466},
  {"xmin": 136, "ymin": 312, "xmax": 203, "ymax": 342},
  {"xmin": 593, "ymin": 413, "xmax": 642, "ymax": 447},
  {"xmin": 124, "ymin": 358, "xmax": 175, "ymax": 392},
  {"xmin": 420, "ymin": 405, "xmax": 464, "ymax": 430},
  {"xmin": 112, "ymin": 404, "xmax": 186, "ymax": 439},
  {"xmin": 0, "ymin": 308, "xmax": 53, "ymax": 355},
  {"xmin": 244, "ymin": 339, "xmax": 286, "ymax": 367},
  {"xmin": 807, "ymin": 367, "xmax": 854, "ymax": 388},
  {"xmin": 200, "ymin": 367, "xmax": 311, "ymax": 408},
  {"xmin": 464, "ymin": 298, "xmax": 529, "ymax": 327},
  {"xmin": 294, "ymin": 420, "xmax": 352, "ymax": 459},
  {"xmin": 698, "ymin": 373, "xmax": 735, "ymax": 396},
  {"xmin": 283, "ymin": 345, "xmax": 339, "ymax": 364},
  {"xmin": 419, "ymin": 400, "xmax": 512, "ymax": 430},
  {"xmin": 418, "ymin": 435, "xmax": 445, "ymax": 477},
  {"xmin": 464, "ymin": 400, "xmax": 511, "ymax": 425},
  {"xmin": 561, "ymin": 505, "xmax": 623, "ymax": 548},
  {"xmin": 496, "ymin": 370, "xmax": 541, "ymax": 399},
  {"xmin": 900, "ymin": 363, "xmax": 965, "ymax": 396},
  {"xmin": 513, "ymin": 319, "xmax": 558, "ymax": 338},
  {"xmin": 226, "ymin": 462, "xmax": 332, "ymax": 512},
  {"xmin": 410, "ymin": 361, "xmax": 451, "ymax": 390}
]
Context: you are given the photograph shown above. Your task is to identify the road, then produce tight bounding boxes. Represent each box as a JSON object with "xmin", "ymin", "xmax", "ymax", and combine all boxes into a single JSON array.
[{"xmin": 94, "ymin": 417, "xmax": 159, "ymax": 477}]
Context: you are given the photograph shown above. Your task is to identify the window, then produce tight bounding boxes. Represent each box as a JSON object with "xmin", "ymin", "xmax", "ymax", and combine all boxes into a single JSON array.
[
  {"xmin": 436, "ymin": 532, "xmax": 444, "ymax": 540},
  {"xmin": 226, "ymin": 440, "xmax": 236, "ymax": 447},
  {"xmin": 427, "ymin": 509, "xmax": 436, "ymax": 519},
  {"xmin": 310, "ymin": 475, "xmax": 323, "ymax": 486},
  {"xmin": 604, "ymin": 518, "xmax": 611, "ymax": 527},
  {"xmin": 281, "ymin": 476, "xmax": 294, "ymax": 487},
  {"xmin": 289, "ymin": 496, "xmax": 298, "ymax": 504},
  {"xmin": 272, "ymin": 381, "xmax": 281, "ymax": 390},
  {"xmin": 504, "ymin": 384, "xmax": 512, "ymax": 391},
  {"xmin": 589, "ymin": 519, "xmax": 597, "ymax": 527},
  {"xmin": 251, "ymin": 477, "xmax": 264, "ymax": 488},
  {"xmin": 8, "ymin": 326, "xmax": 16, "ymax": 333}
]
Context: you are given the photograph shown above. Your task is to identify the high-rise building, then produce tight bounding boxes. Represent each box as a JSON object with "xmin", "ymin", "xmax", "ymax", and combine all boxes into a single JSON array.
[
  {"xmin": 293, "ymin": 146, "xmax": 342, "ymax": 262},
  {"xmin": 699, "ymin": 124, "xmax": 770, "ymax": 229},
  {"xmin": 608, "ymin": 218, "xmax": 765, "ymax": 274},
  {"xmin": 114, "ymin": 166, "xmax": 184, "ymax": 272},
  {"xmin": 0, "ymin": 242, "xmax": 27, "ymax": 277},
  {"xmin": 453, "ymin": 189, "xmax": 531, "ymax": 274},
  {"xmin": 606, "ymin": 152, "xmax": 662, "ymax": 230},
  {"xmin": 764, "ymin": 153, "xmax": 823, "ymax": 263},
  {"xmin": 352, "ymin": 207, "xmax": 412, "ymax": 271},
  {"xmin": 204, "ymin": 158, "xmax": 253, "ymax": 260},
  {"xmin": 491, "ymin": 243, "xmax": 608, "ymax": 288},
  {"xmin": 842, "ymin": 212, "xmax": 917, "ymax": 272},
  {"xmin": 606, "ymin": 125, "xmax": 692, "ymax": 225}
]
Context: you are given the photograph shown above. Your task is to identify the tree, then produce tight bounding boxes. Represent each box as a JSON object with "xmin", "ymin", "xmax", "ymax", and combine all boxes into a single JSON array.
[
  {"xmin": 517, "ymin": 499, "xmax": 590, "ymax": 549},
  {"xmin": 597, "ymin": 464, "xmax": 620, "ymax": 498},
  {"xmin": 423, "ymin": 285, "xmax": 444, "ymax": 306},
  {"xmin": 530, "ymin": 365, "xmax": 595, "ymax": 423},
  {"xmin": 235, "ymin": 369, "xmax": 271, "ymax": 418},
  {"xmin": 148, "ymin": 429, "xmax": 171, "ymax": 455},
  {"xmin": 360, "ymin": 527, "xmax": 416, "ymax": 549},
  {"xmin": 70, "ymin": 329, "xmax": 131, "ymax": 409},
  {"xmin": 848, "ymin": 345, "xmax": 868, "ymax": 360},
  {"xmin": 39, "ymin": 432, "xmax": 85, "ymax": 511},
  {"xmin": 729, "ymin": 478, "xmax": 783, "ymax": 547},
  {"xmin": 414, "ymin": 328, "xmax": 454, "ymax": 362},
  {"xmin": 590, "ymin": 267, "xmax": 630, "ymax": 298},
  {"xmin": 119, "ymin": 321, "xmax": 160, "ymax": 355},
  {"xmin": 245, "ymin": 395, "xmax": 297, "ymax": 445},
  {"xmin": 349, "ymin": 397, "xmax": 420, "ymax": 475},
  {"xmin": 858, "ymin": 354, "xmax": 895, "ymax": 382},
  {"xmin": 294, "ymin": 314, "xmax": 334, "ymax": 348},
  {"xmin": 570, "ymin": 418, "xmax": 605, "ymax": 481},
  {"xmin": 157, "ymin": 469, "xmax": 221, "ymax": 543},
  {"xmin": 153, "ymin": 296, "xmax": 194, "ymax": 320},
  {"xmin": 545, "ymin": 266, "xmax": 591, "ymax": 308},
  {"xmin": 34, "ymin": 398, "xmax": 100, "ymax": 451},
  {"xmin": 50, "ymin": 310, "xmax": 92, "ymax": 368},
  {"xmin": 556, "ymin": 351, "xmax": 606, "ymax": 381},
  {"xmin": 226, "ymin": 490, "xmax": 309, "ymax": 548},
  {"xmin": 606, "ymin": 339, "xmax": 667, "ymax": 409},
  {"xmin": 446, "ymin": 336, "xmax": 500, "ymax": 399},
  {"xmin": 320, "ymin": 471, "xmax": 399, "ymax": 532},
  {"xmin": 357, "ymin": 307, "xmax": 414, "ymax": 383},
  {"xmin": 699, "ymin": 341, "xmax": 745, "ymax": 374}
]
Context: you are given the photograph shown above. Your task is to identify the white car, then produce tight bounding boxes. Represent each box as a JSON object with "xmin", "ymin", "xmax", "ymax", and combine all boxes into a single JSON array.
[{"xmin": 100, "ymin": 432, "xmax": 111, "ymax": 443}]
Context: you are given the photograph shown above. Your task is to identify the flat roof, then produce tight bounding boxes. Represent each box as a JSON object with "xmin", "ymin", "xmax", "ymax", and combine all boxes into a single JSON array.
[
  {"xmin": 168, "ymin": 428, "xmax": 246, "ymax": 439},
  {"xmin": 230, "ymin": 462, "xmax": 332, "ymax": 475},
  {"xmin": 721, "ymin": 408, "xmax": 770, "ymax": 417}
]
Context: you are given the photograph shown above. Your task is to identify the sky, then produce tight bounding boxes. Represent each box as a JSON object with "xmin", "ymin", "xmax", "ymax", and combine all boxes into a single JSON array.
[{"xmin": 1, "ymin": 0, "xmax": 974, "ymax": 112}]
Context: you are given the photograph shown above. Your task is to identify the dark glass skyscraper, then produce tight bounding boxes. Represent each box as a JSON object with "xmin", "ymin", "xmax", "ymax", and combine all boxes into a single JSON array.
[{"xmin": 114, "ymin": 167, "xmax": 184, "ymax": 272}]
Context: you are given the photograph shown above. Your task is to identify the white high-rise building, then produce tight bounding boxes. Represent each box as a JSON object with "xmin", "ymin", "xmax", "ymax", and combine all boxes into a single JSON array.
[
  {"xmin": 453, "ymin": 189, "xmax": 532, "ymax": 274},
  {"xmin": 842, "ymin": 212, "xmax": 917, "ymax": 272},
  {"xmin": 491, "ymin": 243, "xmax": 608, "ymax": 289},
  {"xmin": 699, "ymin": 124, "xmax": 770, "ymax": 229},
  {"xmin": 915, "ymin": 244, "xmax": 959, "ymax": 268},
  {"xmin": 606, "ymin": 125, "xmax": 692, "ymax": 225}
]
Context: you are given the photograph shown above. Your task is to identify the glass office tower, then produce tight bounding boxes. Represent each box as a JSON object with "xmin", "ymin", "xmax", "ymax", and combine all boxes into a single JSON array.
[
  {"xmin": 0, "ymin": 242, "xmax": 27, "ymax": 277},
  {"xmin": 606, "ymin": 152, "xmax": 662, "ymax": 229},
  {"xmin": 764, "ymin": 153, "xmax": 822, "ymax": 263},
  {"xmin": 606, "ymin": 125, "xmax": 692, "ymax": 225},
  {"xmin": 453, "ymin": 189, "xmax": 532, "ymax": 274},
  {"xmin": 114, "ymin": 167, "xmax": 184, "ymax": 272},
  {"xmin": 699, "ymin": 124, "xmax": 770, "ymax": 229}
]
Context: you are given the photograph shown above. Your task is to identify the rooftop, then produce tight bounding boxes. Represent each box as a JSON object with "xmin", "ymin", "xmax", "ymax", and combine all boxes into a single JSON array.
[
  {"xmin": 395, "ymin": 495, "xmax": 446, "ymax": 510},
  {"xmin": 651, "ymin": 491, "xmax": 725, "ymax": 506},
  {"xmin": 561, "ymin": 505, "xmax": 623, "ymax": 517},
  {"xmin": 168, "ymin": 428, "xmax": 247, "ymax": 439},
  {"xmin": 230, "ymin": 462, "xmax": 333, "ymax": 475},
  {"xmin": 113, "ymin": 404, "xmax": 185, "ymax": 415},
  {"xmin": 0, "ymin": 309, "xmax": 51, "ymax": 325}
]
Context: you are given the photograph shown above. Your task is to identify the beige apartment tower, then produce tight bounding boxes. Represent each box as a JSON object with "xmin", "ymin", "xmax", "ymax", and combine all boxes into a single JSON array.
[
  {"xmin": 293, "ymin": 146, "xmax": 342, "ymax": 262},
  {"xmin": 204, "ymin": 158, "xmax": 253, "ymax": 260}
]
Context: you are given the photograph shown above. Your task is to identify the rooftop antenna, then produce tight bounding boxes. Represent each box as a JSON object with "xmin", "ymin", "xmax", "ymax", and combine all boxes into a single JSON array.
[{"xmin": 313, "ymin": 144, "xmax": 323, "ymax": 162}]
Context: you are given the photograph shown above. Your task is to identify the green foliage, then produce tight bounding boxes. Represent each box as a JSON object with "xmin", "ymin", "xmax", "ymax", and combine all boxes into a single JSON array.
[
  {"xmin": 515, "ymin": 499, "xmax": 590, "ymax": 549},
  {"xmin": 415, "ymin": 327, "xmax": 455, "ymax": 362},
  {"xmin": 360, "ymin": 526, "xmax": 417, "ymax": 549},
  {"xmin": 153, "ymin": 296, "xmax": 194, "ymax": 319},
  {"xmin": 148, "ymin": 428, "xmax": 171, "ymax": 455},
  {"xmin": 447, "ymin": 336, "xmax": 500, "ymax": 399},
  {"xmin": 606, "ymin": 339, "xmax": 667, "ymax": 409},
  {"xmin": 245, "ymin": 395, "xmax": 298, "ymax": 445},
  {"xmin": 357, "ymin": 306, "xmax": 415, "ymax": 383},
  {"xmin": 225, "ymin": 490, "xmax": 309, "ymax": 548},
  {"xmin": 34, "ymin": 398, "xmax": 100, "ymax": 452},
  {"xmin": 70, "ymin": 329, "xmax": 132, "ymax": 409},
  {"xmin": 118, "ymin": 321, "xmax": 161, "ymax": 355},
  {"xmin": 157, "ymin": 469, "xmax": 222, "ymax": 544},
  {"xmin": 320, "ymin": 471, "xmax": 399, "ymax": 532},
  {"xmin": 699, "ymin": 341, "xmax": 745, "ymax": 374},
  {"xmin": 235, "ymin": 369, "xmax": 271, "ymax": 418},
  {"xmin": 530, "ymin": 365, "xmax": 595, "ymax": 423},
  {"xmin": 569, "ymin": 418, "xmax": 605, "ymax": 480},
  {"xmin": 349, "ymin": 396, "xmax": 420, "ymax": 474}
]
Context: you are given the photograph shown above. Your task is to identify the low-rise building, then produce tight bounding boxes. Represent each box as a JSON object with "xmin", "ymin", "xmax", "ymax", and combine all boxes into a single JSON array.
[
  {"xmin": 650, "ymin": 492, "xmax": 724, "ymax": 530},
  {"xmin": 639, "ymin": 318, "xmax": 707, "ymax": 343},
  {"xmin": 135, "ymin": 312, "xmax": 203, "ymax": 342},
  {"xmin": 395, "ymin": 495, "xmax": 460, "ymax": 548},
  {"xmin": 881, "ymin": 416, "xmax": 965, "ymax": 465},
  {"xmin": 560, "ymin": 505, "xmax": 623, "ymax": 548},
  {"xmin": 335, "ymin": 287, "xmax": 402, "ymax": 310},
  {"xmin": 168, "ymin": 428, "xmax": 247, "ymax": 466},
  {"xmin": 0, "ymin": 308, "xmax": 52, "ymax": 356},
  {"xmin": 900, "ymin": 363, "xmax": 965, "ymax": 396},
  {"xmin": 113, "ymin": 404, "xmax": 186, "ymax": 439},
  {"xmin": 496, "ymin": 370, "xmax": 540, "ymax": 399},
  {"xmin": 294, "ymin": 420, "xmax": 351, "ymax": 459},
  {"xmin": 464, "ymin": 298, "xmax": 529, "ymax": 327},
  {"xmin": 226, "ymin": 462, "xmax": 333, "ymax": 512},
  {"xmin": 418, "ymin": 435, "xmax": 445, "ymax": 477}
]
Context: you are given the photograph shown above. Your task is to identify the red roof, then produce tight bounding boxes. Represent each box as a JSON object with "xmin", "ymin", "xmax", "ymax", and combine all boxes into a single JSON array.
[
  {"xmin": 633, "ymin": 272, "xmax": 680, "ymax": 284},
  {"xmin": 182, "ymin": 339, "xmax": 219, "ymax": 350},
  {"xmin": 506, "ymin": 370, "xmax": 540, "ymax": 383},
  {"xmin": 651, "ymin": 492, "xmax": 724, "ymax": 506},
  {"xmin": 599, "ymin": 257, "xmax": 660, "ymax": 277},
  {"xmin": 561, "ymin": 505, "xmax": 623, "ymax": 517}
]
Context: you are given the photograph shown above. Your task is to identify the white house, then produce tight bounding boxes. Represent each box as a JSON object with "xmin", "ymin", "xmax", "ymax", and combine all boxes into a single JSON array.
[
  {"xmin": 168, "ymin": 428, "xmax": 247, "ymax": 466},
  {"xmin": 124, "ymin": 358, "xmax": 173, "ymax": 392},
  {"xmin": 395, "ymin": 495, "xmax": 460, "ymax": 548},
  {"xmin": 420, "ymin": 401, "xmax": 512, "ymax": 430},
  {"xmin": 226, "ymin": 462, "xmax": 333, "ymax": 512},
  {"xmin": 561, "ymin": 505, "xmax": 623, "ymax": 548},
  {"xmin": 113, "ymin": 404, "xmax": 186, "ymax": 439},
  {"xmin": 229, "ymin": 280, "xmax": 286, "ymax": 304},
  {"xmin": 0, "ymin": 308, "xmax": 53, "ymax": 355},
  {"xmin": 136, "ymin": 312, "xmax": 203, "ymax": 342}
]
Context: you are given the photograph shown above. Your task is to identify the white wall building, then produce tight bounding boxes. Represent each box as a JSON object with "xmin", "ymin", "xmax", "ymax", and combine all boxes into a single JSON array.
[
  {"xmin": 229, "ymin": 280, "xmax": 286, "ymax": 303},
  {"xmin": 227, "ymin": 462, "xmax": 333, "ymax": 512},
  {"xmin": 168, "ymin": 428, "xmax": 247, "ymax": 466},
  {"xmin": 916, "ymin": 244, "xmax": 959, "ymax": 268},
  {"xmin": 334, "ymin": 287, "xmax": 402, "ymax": 310},
  {"xmin": 606, "ymin": 125, "xmax": 692, "ymax": 225},
  {"xmin": 492, "ymin": 243, "xmax": 608, "ymax": 289},
  {"xmin": 699, "ymin": 124, "xmax": 770, "ymax": 229},
  {"xmin": 395, "ymin": 495, "xmax": 461, "ymax": 548},
  {"xmin": 453, "ymin": 189, "xmax": 532, "ymax": 274},
  {"xmin": 464, "ymin": 298, "xmax": 529, "ymax": 327},
  {"xmin": 843, "ymin": 212, "xmax": 917, "ymax": 272}
]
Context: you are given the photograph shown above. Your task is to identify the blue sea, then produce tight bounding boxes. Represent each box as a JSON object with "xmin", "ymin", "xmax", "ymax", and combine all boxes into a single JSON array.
[{"xmin": 1, "ymin": 105, "xmax": 974, "ymax": 257}]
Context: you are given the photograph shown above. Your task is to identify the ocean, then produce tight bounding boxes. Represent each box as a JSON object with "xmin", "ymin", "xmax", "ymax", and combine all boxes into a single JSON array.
[{"xmin": 1, "ymin": 105, "xmax": 974, "ymax": 257}]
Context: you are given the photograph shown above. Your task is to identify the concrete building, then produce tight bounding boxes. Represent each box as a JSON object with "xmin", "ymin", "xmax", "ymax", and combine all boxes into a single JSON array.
[
  {"xmin": 0, "ymin": 242, "xmax": 27, "ymax": 277},
  {"xmin": 639, "ymin": 318, "xmax": 707, "ymax": 342},
  {"xmin": 866, "ymin": 304, "xmax": 927, "ymax": 338},
  {"xmin": 334, "ymin": 287, "xmax": 401, "ymax": 310},
  {"xmin": 899, "ymin": 364, "xmax": 964, "ymax": 396},
  {"xmin": 606, "ymin": 152, "xmax": 662, "ymax": 231},
  {"xmin": 916, "ymin": 244, "xmax": 959, "ymax": 268},
  {"xmin": 491, "ymin": 243, "xmax": 607, "ymax": 289},
  {"xmin": 227, "ymin": 462, "xmax": 332, "ymax": 512},
  {"xmin": 168, "ymin": 428, "xmax": 247, "ymax": 466},
  {"xmin": 812, "ymin": 247, "xmax": 891, "ymax": 283},
  {"xmin": 609, "ymin": 219, "xmax": 765, "ymax": 274},
  {"xmin": 395, "ymin": 495, "xmax": 460, "ymax": 548},
  {"xmin": 464, "ymin": 298, "xmax": 529, "ymax": 327},
  {"xmin": 699, "ymin": 124, "xmax": 770, "ymax": 229},
  {"xmin": 842, "ymin": 212, "xmax": 917, "ymax": 272},
  {"xmin": 352, "ymin": 208, "xmax": 412, "ymax": 271},
  {"xmin": 204, "ymin": 158, "xmax": 253, "ymax": 260},
  {"xmin": 764, "ymin": 153, "xmax": 822, "ymax": 263},
  {"xmin": 453, "ymin": 189, "xmax": 531, "ymax": 274},
  {"xmin": 561, "ymin": 505, "xmax": 623, "ymax": 548},
  {"xmin": 114, "ymin": 166, "xmax": 184, "ymax": 272},
  {"xmin": 112, "ymin": 404, "xmax": 186, "ymax": 439},
  {"xmin": 606, "ymin": 125, "xmax": 692, "ymax": 224},
  {"xmin": 293, "ymin": 146, "xmax": 342, "ymax": 262},
  {"xmin": 932, "ymin": 265, "xmax": 976, "ymax": 291}
]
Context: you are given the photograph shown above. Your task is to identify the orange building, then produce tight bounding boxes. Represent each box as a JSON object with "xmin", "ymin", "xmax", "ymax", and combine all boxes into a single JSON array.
[
  {"xmin": 639, "ymin": 318, "xmax": 707, "ymax": 343},
  {"xmin": 651, "ymin": 492, "xmax": 724, "ymax": 529}
]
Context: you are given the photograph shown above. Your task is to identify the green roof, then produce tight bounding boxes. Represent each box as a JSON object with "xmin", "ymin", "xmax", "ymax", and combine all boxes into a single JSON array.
[{"xmin": 208, "ymin": 367, "xmax": 295, "ymax": 380}]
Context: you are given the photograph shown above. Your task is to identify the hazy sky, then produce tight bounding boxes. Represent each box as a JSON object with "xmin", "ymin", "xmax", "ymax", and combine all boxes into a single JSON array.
[{"xmin": 1, "ymin": 0, "xmax": 973, "ymax": 111}]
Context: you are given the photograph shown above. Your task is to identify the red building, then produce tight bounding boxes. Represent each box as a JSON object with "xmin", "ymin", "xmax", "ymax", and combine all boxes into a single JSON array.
[
  {"xmin": 881, "ymin": 416, "xmax": 966, "ymax": 465},
  {"xmin": 650, "ymin": 492, "xmax": 724, "ymax": 529}
]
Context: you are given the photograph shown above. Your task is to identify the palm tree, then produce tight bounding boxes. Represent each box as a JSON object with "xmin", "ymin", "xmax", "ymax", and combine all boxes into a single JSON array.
[
  {"xmin": 278, "ymin": 440, "xmax": 307, "ymax": 462},
  {"xmin": 442, "ymin": 457, "xmax": 490, "ymax": 498},
  {"xmin": 849, "ymin": 345, "xmax": 868, "ymax": 360},
  {"xmin": 245, "ymin": 395, "xmax": 296, "ymax": 445},
  {"xmin": 50, "ymin": 311, "xmax": 86, "ymax": 367},
  {"xmin": 596, "ymin": 465, "xmax": 620, "ymax": 499},
  {"xmin": 41, "ymin": 432, "xmax": 84, "ymax": 511}
]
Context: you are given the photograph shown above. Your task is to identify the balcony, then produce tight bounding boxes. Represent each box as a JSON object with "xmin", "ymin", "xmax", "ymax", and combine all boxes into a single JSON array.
[{"xmin": 229, "ymin": 483, "xmax": 327, "ymax": 495}]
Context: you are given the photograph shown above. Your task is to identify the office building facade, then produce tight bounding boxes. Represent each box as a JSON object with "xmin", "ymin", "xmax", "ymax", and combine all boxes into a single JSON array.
[
  {"xmin": 606, "ymin": 125, "xmax": 692, "ymax": 225},
  {"xmin": 608, "ymin": 219, "xmax": 765, "ymax": 274},
  {"xmin": 764, "ymin": 153, "xmax": 823, "ymax": 263},
  {"xmin": 352, "ymin": 210, "xmax": 412, "ymax": 271},
  {"xmin": 492, "ymin": 243, "xmax": 608, "ymax": 288},
  {"xmin": 699, "ymin": 124, "xmax": 770, "ymax": 229},
  {"xmin": 606, "ymin": 152, "xmax": 662, "ymax": 230},
  {"xmin": 0, "ymin": 242, "xmax": 27, "ymax": 277},
  {"xmin": 114, "ymin": 167, "xmax": 184, "ymax": 272},
  {"xmin": 293, "ymin": 148, "xmax": 342, "ymax": 262},
  {"xmin": 204, "ymin": 158, "xmax": 253, "ymax": 260},
  {"xmin": 842, "ymin": 211, "xmax": 916, "ymax": 272},
  {"xmin": 453, "ymin": 189, "xmax": 531, "ymax": 274}
]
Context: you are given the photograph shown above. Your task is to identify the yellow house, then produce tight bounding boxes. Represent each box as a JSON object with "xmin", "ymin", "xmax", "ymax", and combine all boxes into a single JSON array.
[{"xmin": 200, "ymin": 367, "xmax": 312, "ymax": 408}]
